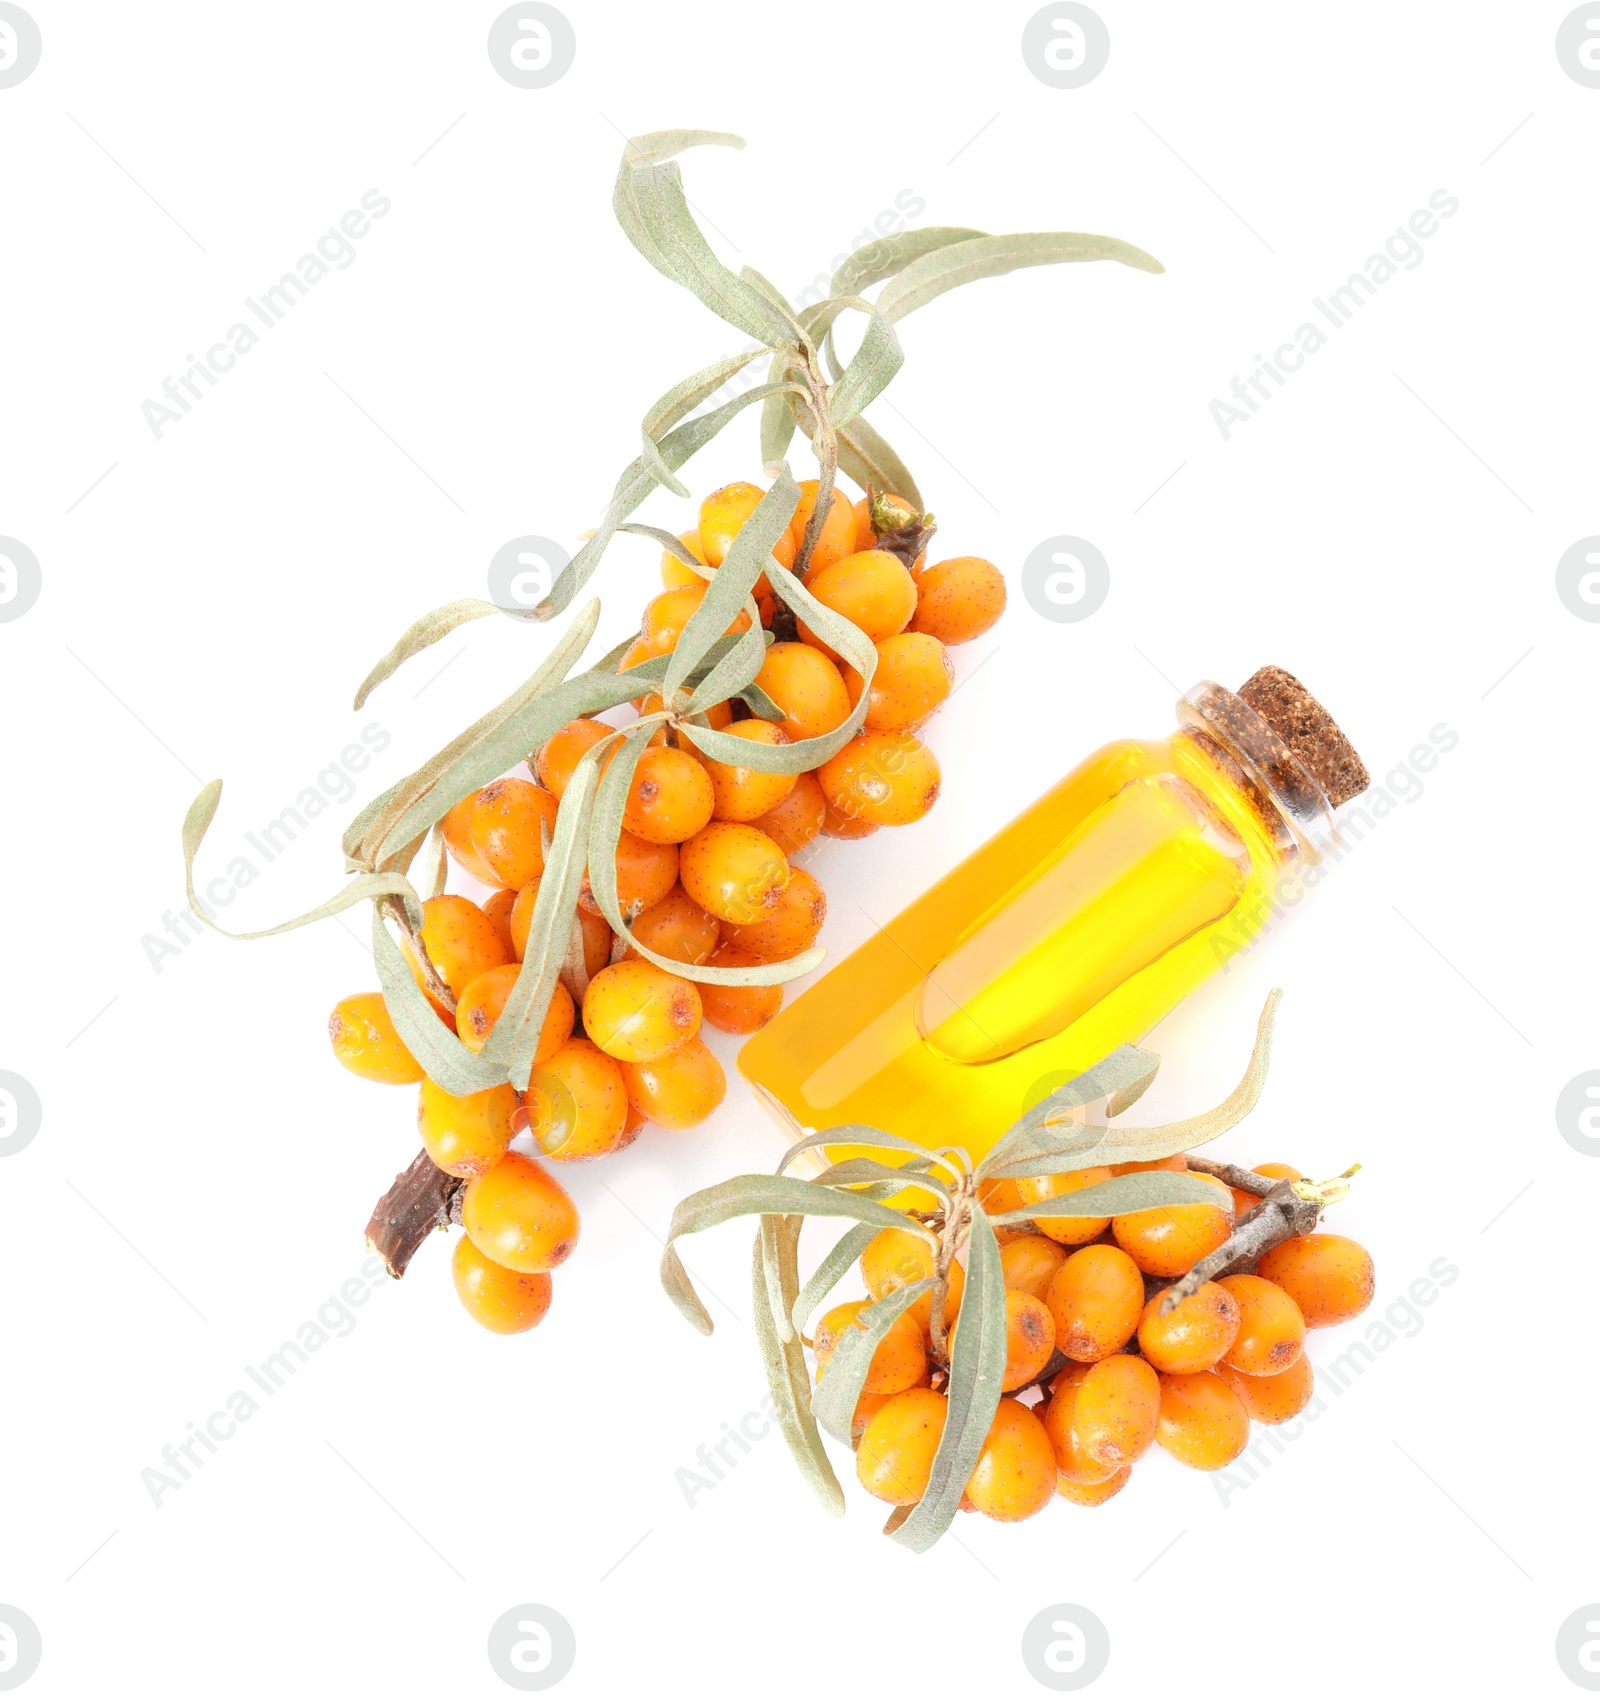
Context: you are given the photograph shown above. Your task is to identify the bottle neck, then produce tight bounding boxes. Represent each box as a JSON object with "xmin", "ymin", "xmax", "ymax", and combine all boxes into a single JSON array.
[{"xmin": 1174, "ymin": 681, "xmax": 1337, "ymax": 865}]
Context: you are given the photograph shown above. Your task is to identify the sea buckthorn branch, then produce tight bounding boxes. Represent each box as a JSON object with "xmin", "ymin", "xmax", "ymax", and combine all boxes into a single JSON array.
[{"xmin": 367, "ymin": 1152, "xmax": 463, "ymax": 1278}]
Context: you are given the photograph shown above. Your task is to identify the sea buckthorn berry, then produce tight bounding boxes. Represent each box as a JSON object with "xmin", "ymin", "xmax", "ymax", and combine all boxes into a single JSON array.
[
  {"xmin": 1112, "ymin": 1173, "xmax": 1234, "ymax": 1277},
  {"xmin": 1112, "ymin": 1155, "xmax": 1188, "ymax": 1176},
  {"xmin": 623, "ymin": 745, "xmax": 715, "ymax": 845},
  {"xmin": 413, "ymin": 894, "xmax": 510, "ymax": 998},
  {"xmin": 418, "ymin": 1079, "xmax": 519, "ymax": 1178},
  {"xmin": 788, "ymin": 479, "xmax": 858, "ymax": 575},
  {"xmin": 461, "ymin": 1150, "xmax": 580, "ymax": 1273},
  {"xmin": 964, "ymin": 1397, "xmax": 1056, "ymax": 1522},
  {"xmin": 679, "ymin": 822, "xmax": 790, "ymax": 925},
  {"xmin": 697, "ymin": 721, "xmax": 799, "ymax": 824},
  {"xmin": 1001, "ymin": 1291, "xmax": 1056, "ymax": 1390},
  {"xmin": 697, "ymin": 942, "xmax": 783, "ymax": 1034},
  {"xmin": 1256, "ymin": 1234, "xmax": 1375, "ymax": 1329},
  {"xmin": 481, "ymin": 888, "xmax": 518, "ymax": 959},
  {"xmin": 1218, "ymin": 1273, "xmax": 1307, "ymax": 1376},
  {"xmin": 627, "ymin": 884, "xmax": 720, "ymax": 968},
  {"xmin": 1155, "ymin": 1369, "xmax": 1251, "ymax": 1471},
  {"xmin": 1042, "ymin": 1367, "xmax": 1120, "ymax": 1485},
  {"xmin": 1056, "ymin": 1466, "xmax": 1132, "ymax": 1507},
  {"xmin": 582, "ymin": 959, "xmax": 701, "ymax": 1063},
  {"xmin": 620, "ymin": 1035, "xmax": 726, "ymax": 1130},
  {"xmin": 977, "ymin": 1177, "xmax": 1024, "ymax": 1213},
  {"xmin": 819, "ymin": 794, "xmax": 879, "ymax": 839},
  {"xmin": 751, "ymin": 770, "xmax": 826, "ymax": 857},
  {"xmin": 525, "ymin": 1036, "xmax": 630, "ymax": 1161},
  {"xmin": 510, "ymin": 879, "xmax": 612, "ymax": 976},
  {"xmin": 813, "ymin": 1301, "xmax": 929, "ymax": 1396},
  {"xmin": 451, "ymin": 1235, "xmax": 553, "ymax": 1335},
  {"xmin": 754, "ymin": 643, "xmax": 852, "ymax": 743},
  {"xmin": 859, "ymin": 1226, "xmax": 963, "ymax": 1337},
  {"xmin": 616, "ymin": 1101, "xmax": 647, "ymax": 1153},
  {"xmin": 441, "ymin": 792, "xmax": 500, "ymax": 885},
  {"xmin": 580, "ymin": 829, "xmax": 678, "ymax": 919},
  {"xmin": 999, "ymin": 1234, "xmax": 1070, "ymax": 1301},
  {"xmin": 1137, "ymin": 1281, "xmax": 1241, "ymax": 1374},
  {"xmin": 719, "ymin": 865, "xmax": 825, "ymax": 962},
  {"xmin": 818, "ymin": 731, "xmax": 940, "ymax": 828},
  {"xmin": 640, "ymin": 584, "xmax": 754, "ymax": 657},
  {"xmin": 1230, "ymin": 1162, "xmax": 1303, "ymax": 1215},
  {"xmin": 536, "ymin": 718, "xmax": 611, "ymax": 799},
  {"xmin": 1218, "ymin": 1354, "xmax": 1315, "ymax": 1425},
  {"xmin": 851, "ymin": 1389, "xmax": 892, "ymax": 1447},
  {"xmin": 856, "ymin": 1387, "xmax": 948, "ymax": 1506},
  {"xmin": 466, "ymin": 778, "xmax": 560, "ymax": 890},
  {"xmin": 456, "ymin": 968, "xmax": 574, "ymax": 1060},
  {"xmin": 660, "ymin": 528, "xmax": 709, "ymax": 589},
  {"xmin": 800, "ymin": 549, "xmax": 918, "ymax": 650},
  {"xmin": 1045, "ymin": 1243, "xmax": 1145, "ymax": 1362},
  {"xmin": 843, "ymin": 632, "xmax": 954, "ymax": 733},
  {"xmin": 700, "ymin": 481, "xmax": 798, "ymax": 577},
  {"xmin": 1074, "ymin": 1354, "xmax": 1161, "ymax": 1466},
  {"xmin": 328, "ymin": 992, "xmax": 424, "ymax": 1084},
  {"xmin": 910, "ymin": 556, "xmax": 1007, "ymax": 646},
  {"xmin": 1016, "ymin": 1167, "xmax": 1115, "ymax": 1246}
]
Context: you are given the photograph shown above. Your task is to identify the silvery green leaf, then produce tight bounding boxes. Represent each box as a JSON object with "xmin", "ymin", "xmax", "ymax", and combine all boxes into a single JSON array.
[
  {"xmin": 637, "ymin": 348, "xmax": 771, "ymax": 497},
  {"xmin": 419, "ymin": 821, "xmax": 447, "ymax": 900},
  {"xmin": 740, "ymin": 265, "xmax": 812, "ymax": 350},
  {"xmin": 776, "ymin": 1123, "xmax": 935, "ymax": 1174},
  {"xmin": 1108, "ymin": 1052, "xmax": 1161, "ymax": 1117},
  {"xmin": 984, "ymin": 1170, "xmax": 1229, "ymax": 1227},
  {"xmin": 878, "ymin": 231, "xmax": 1164, "ymax": 324},
  {"xmin": 975, "ymin": 1044, "xmax": 1158, "ymax": 1179},
  {"xmin": 830, "ymin": 227, "xmax": 989, "ymax": 298},
  {"xmin": 791, "ymin": 1221, "xmax": 879, "ymax": 1336},
  {"xmin": 681, "ymin": 624, "xmax": 767, "ymax": 717},
  {"xmin": 736, "ymin": 682, "xmax": 785, "ymax": 722},
  {"xmin": 891, "ymin": 1206, "xmax": 1005, "ymax": 1553},
  {"xmin": 810, "ymin": 1279, "xmax": 933, "ymax": 1445},
  {"xmin": 834, "ymin": 415, "xmax": 922, "ymax": 508},
  {"xmin": 759, "ymin": 350, "xmax": 803, "ymax": 469},
  {"xmin": 809, "ymin": 1157, "xmax": 949, "ymax": 1196},
  {"xmin": 827, "ymin": 306, "xmax": 904, "ymax": 427},
  {"xmin": 617, "ymin": 521, "xmax": 714, "ymax": 581},
  {"xmin": 352, "ymin": 600, "xmax": 504, "ymax": 710}
]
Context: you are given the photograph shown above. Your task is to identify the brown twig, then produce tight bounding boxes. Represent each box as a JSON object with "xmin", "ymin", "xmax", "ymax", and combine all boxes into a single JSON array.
[
  {"xmin": 382, "ymin": 893, "xmax": 456, "ymax": 1014},
  {"xmin": 1183, "ymin": 1154, "xmax": 1277, "ymax": 1199},
  {"xmin": 927, "ymin": 1173, "xmax": 973, "ymax": 1364},
  {"xmin": 1156, "ymin": 1181, "xmax": 1320, "ymax": 1314},
  {"xmin": 366, "ymin": 1151, "xmax": 463, "ymax": 1278}
]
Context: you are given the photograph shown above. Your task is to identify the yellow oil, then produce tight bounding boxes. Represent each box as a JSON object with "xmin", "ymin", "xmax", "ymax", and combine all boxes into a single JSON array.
[{"xmin": 738, "ymin": 731, "xmax": 1291, "ymax": 1166}]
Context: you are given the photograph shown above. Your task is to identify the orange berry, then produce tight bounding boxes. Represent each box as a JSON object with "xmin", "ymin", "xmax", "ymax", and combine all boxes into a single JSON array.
[
  {"xmin": 1137, "ymin": 1281, "xmax": 1241, "ymax": 1374},
  {"xmin": 536, "ymin": 718, "xmax": 611, "ymax": 799},
  {"xmin": 697, "ymin": 942, "xmax": 783, "ymax": 1034},
  {"xmin": 750, "ymin": 770, "xmax": 826, "ymax": 857},
  {"xmin": 455, "ymin": 967, "xmax": 574, "ymax": 1059},
  {"xmin": 754, "ymin": 642, "xmax": 852, "ymax": 743},
  {"xmin": 1155, "ymin": 1369, "xmax": 1250, "ymax": 1470},
  {"xmin": 1256, "ymin": 1234, "xmax": 1374, "ymax": 1329},
  {"xmin": 977, "ymin": 1177, "xmax": 1024, "ymax": 1213},
  {"xmin": 799, "ymin": 549, "xmax": 917, "ymax": 650},
  {"xmin": 1074, "ymin": 1354, "xmax": 1161, "ymax": 1466},
  {"xmin": 525, "ymin": 1036, "xmax": 630, "ymax": 1161},
  {"xmin": 620, "ymin": 1035, "xmax": 726, "ymax": 1130},
  {"xmin": 626, "ymin": 884, "xmax": 720, "ymax": 968},
  {"xmin": 998, "ymin": 1234, "xmax": 1069, "ymax": 1301},
  {"xmin": 465, "ymin": 778, "xmax": 560, "ymax": 890},
  {"xmin": 910, "ymin": 556, "xmax": 1006, "ymax": 646},
  {"xmin": 660, "ymin": 528, "xmax": 709, "ymax": 589},
  {"xmin": 1230, "ymin": 1161, "xmax": 1303, "ymax": 1216},
  {"xmin": 451, "ymin": 1235, "xmax": 553, "ymax": 1334},
  {"xmin": 818, "ymin": 731, "xmax": 940, "ymax": 828},
  {"xmin": 481, "ymin": 888, "xmax": 518, "ymax": 959},
  {"xmin": 820, "ymin": 794, "xmax": 879, "ymax": 839},
  {"xmin": 623, "ymin": 745, "xmax": 715, "ymax": 845},
  {"xmin": 1015, "ymin": 1167, "xmax": 1114, "ymax": 1247},
  {"xmin": 1112, "ymin": 1155, "xmax": 1188, "ymax": 1176},
  {"xmin": 1056, "ymin": 1466, "xmax": 1132, "ymax": 1507},
  {"xmin": 1112, "ymin": 1173, "xmax": 1234, "ymax": 1277},
  {"xmin": 1218, "ymin": 1354, "xmax": 1315, "ymax": 1424},
  {"xmin": 718, "ymin": 865, "xmax": 825, "ymax": 962},
  {"xmin": 461, "ymin": 1150, "xmax": 580, "ymax": 1273},
  {"xmin": 579, "ymin": 829, "xmax": 678, "ymax": 919},
  {"xmin": 582, "ymin": 959, "xmax": 701, "ymax": 1063},
  {"xmin": 813, "ymin": 1300, "xmax": 928, "ymax": 1396},
  {"xmin": 640, "ymin": 584, "xmax": 754, "ymax": 657},
  {"xmin": 418, "ymin": 1078, "xmax": 519, "ymax": 1178},
  {"xmin": 679, "ymin": 822, "xmax": 790, "ymax": 925},
  {"xmin": 788, "ymin": 479, "xmax": 857, "ymax": 574},
  {"xmin": 1041, "ymin": 1367, "xmax": 1121, "ymax": 1485},
  {"xmin": 636, "ymin": 692, "xmax": 733, "ymax": 732},
  {"xmin": 329, "ymin": 991, "xmax": 425, "ymax": 1084},
  {"xmin": 843, "ymin": 632, "xmax": 954, "ymax": 733},
  {"xmin": 964, "ymin": 1397, "xmax": 1056, "ymax": 1522},
  {"xmin": 856, "ymin": 1386, "xmax": 947, "ymax": 1506},
  {"xmin": 851, "ymin": 1389, "xmax": 892, "ymax": 1446},
  {"xmin": 699, "ymin": 480, "xmax": 797, "ymax": 580},
  {"xmin": 412, "ymin": 894, "xmax": 510, "ymax": 998},
  {"xmin": 860, "ymin": 1226, "xmax": 963, "ymax": 1338},
  {"xmin": 1000, "ymin": 1290, "xmax": 1056, "ymax": 1391},
  {"xmin": 1045, "ymin": 1243, "xmax": 1144, "ymax": 1362},
  {"xmin": 509, "ymin": 878, "xmax": 612, "ymax": 977},
  {"xmin": 1218, "ymin": 1273, "xmax": 1307, "ymax": 1376},
  {"xmin": 441, "ymin": 792, "xmax": 500, "ymax": 885},
  {"xmin": 698, "ymin": 720, "xmax": 797, "ymax": 823}
]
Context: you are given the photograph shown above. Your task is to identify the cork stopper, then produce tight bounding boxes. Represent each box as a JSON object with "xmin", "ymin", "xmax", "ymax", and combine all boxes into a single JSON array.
[{"xmin": 1237, "ymin": 666, "xmax": 1369, "ymax": 807}]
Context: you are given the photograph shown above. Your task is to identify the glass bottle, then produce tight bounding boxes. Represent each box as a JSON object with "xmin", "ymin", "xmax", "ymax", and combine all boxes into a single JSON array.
[{"xmin": 738, "ymin": 668, "xmax": 1368, "ymax": 1164}]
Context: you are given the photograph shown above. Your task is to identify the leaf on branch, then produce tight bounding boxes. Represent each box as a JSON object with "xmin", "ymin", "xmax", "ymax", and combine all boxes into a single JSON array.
[
  {"xmin": 809, "ymin": 1279, "xmax": 933, "ymax": 1444},
  {"xmin": 984, "ymin": 1170, "xmax": 1229, "ymax": 1227},
  {"xmin": 829, "ymin": 227, "xmax": 990, "ymax": 298},
  {"xmin": 352, "ymin": 600, "xmax": 506, "ymax": 709}
]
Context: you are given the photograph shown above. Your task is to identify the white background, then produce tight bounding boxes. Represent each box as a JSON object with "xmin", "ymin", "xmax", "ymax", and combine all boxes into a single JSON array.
[{"xmin": 2, "ymin": 2, "xmax": 1596, "ymax": 1691}]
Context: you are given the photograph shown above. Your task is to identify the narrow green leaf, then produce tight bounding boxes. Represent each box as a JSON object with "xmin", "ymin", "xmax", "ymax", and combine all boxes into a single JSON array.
[
  {"xmin": 637, "ymin": 347, "xmax": 773, "ymax": 497},
  {"xmin": 352, "ymin": 600, "xmax": 504, "ymax": 709},
  {"xmin": 985, "ymin": 1171, "xmax": 1228, "ymax": 1226},
  {"xmin": 835, "ymin": 414, "xmax": 922, "ymax": 508},
  {"xmin": 737, "ymin": 682, "xmax": 785, "ymax": 722},
  {"xmin": 1108, "ymin": 1052, "xmax": 1161, "ymax": 1117},
  {"xmin": 740, "ymin": 265, "xmax": 812, "ymax": 350},
  {"xmin": 828, "ymin": 305, "xmax": 904, "ymax": 427},
  {"xmin": 681, "ymin": 624, "xmax": 768, "ymax": 718},
  {"xmin": 419, "ymin": 821, "xmax": 447, "ymax": 900},
  {"xmin": 975, "ymin": 1044, "xmax": 1158, "ymax": 1179},
  {"xmin": 810, "ymin": 1157, "xmax": 949, "ymax": 1196},
  {"xmin": 617, "ymin": 522, "xmax": 714, "ymax": 582},
  {"xmin": 791, "ymin": 1221, "xmax": 879, "ymax": 1335},
  {"xmin": 892, "ymin": 1206, "xmax": 1005, "ymax": 1553},
  {"xmin": 877, "ymin": 231, "xmax": 1165, "ymax": 324},
  {"xmin": 810, "ymin": 1279, "xmax": 933, "ymax": 1444},
  {"xmin": 830, "ymin": 227, "xmax": 989, "ymax": 298},
  {"xmin": 759, "ymin": 350, "xmax": 802, "ymax": 468},
  {"xmin": 777, "ymin": 1124, "xmax": 940, "ymax": 1175},
  {"xmin": 753, "ymin": 1219, "xmax": 845, "ymax": 1516}
]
